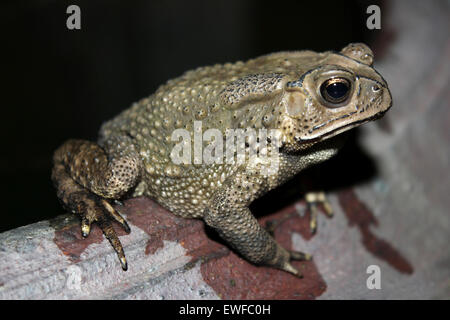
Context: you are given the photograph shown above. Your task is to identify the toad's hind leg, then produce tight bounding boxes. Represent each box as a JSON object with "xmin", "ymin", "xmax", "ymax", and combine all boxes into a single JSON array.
[
  {"xmin": 204, "ymin": 176, "xmax": 311, "ymax": 277},
  {"xmin": 51, "ymin": 138, "xmax": 141, "ymax": 270}
]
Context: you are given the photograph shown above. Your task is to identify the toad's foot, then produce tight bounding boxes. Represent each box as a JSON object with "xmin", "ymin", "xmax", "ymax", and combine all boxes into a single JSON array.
[
  {"xmin": 265, "ymin": 191, "xmax": 333, "ymax": 236},
  {"xmin": 83, "ymin": 196, "xmax": 130, "ymax": 270},
  {"xmin": 263, "ymin": 216, "xmax": 313, "ymax": 277},
  {"xmin": 305, "ymin": 191, "xmax": 333, "ymax": 234},
  {"xmin": 69, "ymin": 190, "xmax": 130, "ymax": 271}
]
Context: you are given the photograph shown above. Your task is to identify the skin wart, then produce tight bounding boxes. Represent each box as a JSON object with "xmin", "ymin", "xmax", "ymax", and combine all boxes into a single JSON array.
[{"xmin": 52, "ymin": 43, "xmax": 392, "ymax": 276}]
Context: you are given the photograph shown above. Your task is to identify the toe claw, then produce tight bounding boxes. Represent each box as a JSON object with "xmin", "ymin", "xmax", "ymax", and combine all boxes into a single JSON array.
[
  {"xmin": 102, "ymin": 200, "xmax": 131, "ymax": 233},
  {"xmin": 120, "ymin": 256, "xmax": 128, "ymax": 271},
  {"xmin": 323, "ymin": 202, "xmax": 333, "ymax": 217},
  {"xmin": 97, "ymin": 216, "xmax": 128, "ymax": 271},
  {"xmin": 290, "ymin": 250, "xmax": 312, "ymax": 261},
  {"xmin": 308, "ymin": 203, "xmax": 318, "ymax": 234},
  {"xmin": 282, "ymin": 262, "xmax": 303, "ymax": 278},
  {"xmin": 81, "ymin": 218, "xmax": 91, "ymax": 238}
]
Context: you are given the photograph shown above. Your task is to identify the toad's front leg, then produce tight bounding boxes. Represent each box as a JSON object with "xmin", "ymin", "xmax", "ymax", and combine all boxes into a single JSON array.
[{"xmin": 204, "ymin": 173, "xmax": 311, "ymax": 277}]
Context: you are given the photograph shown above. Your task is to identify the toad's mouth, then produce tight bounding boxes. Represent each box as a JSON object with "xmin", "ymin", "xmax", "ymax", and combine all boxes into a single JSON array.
[{"xmin": 296, "ymin": 109, "xmax": 389, "ymax": 144}]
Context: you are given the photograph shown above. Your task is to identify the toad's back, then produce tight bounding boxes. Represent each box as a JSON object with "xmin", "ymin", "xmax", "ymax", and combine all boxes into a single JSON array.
[
  {"xmin": 99, "ymin": 50, "xmax": 326, "ymax": 158},
  {"xmin": 97, "ymin": 51, "xmax": 327, "ymax": 216}
]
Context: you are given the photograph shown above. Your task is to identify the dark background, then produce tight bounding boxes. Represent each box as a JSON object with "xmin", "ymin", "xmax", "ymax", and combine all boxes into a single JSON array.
[{"xmin": 1, "ymin": 0, "xmax": 385, "ymax": 232}]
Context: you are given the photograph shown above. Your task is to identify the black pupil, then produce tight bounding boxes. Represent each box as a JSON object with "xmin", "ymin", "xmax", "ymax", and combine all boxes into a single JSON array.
[{"xmin": 326, "ymin": 81, "xmax": 349, "ymax": 100}]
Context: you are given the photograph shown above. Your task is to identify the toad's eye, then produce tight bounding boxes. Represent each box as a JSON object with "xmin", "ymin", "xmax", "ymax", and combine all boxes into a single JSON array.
[{"xmin": 320, "ymin": 78, "xmax": 352, "ymax": 105}]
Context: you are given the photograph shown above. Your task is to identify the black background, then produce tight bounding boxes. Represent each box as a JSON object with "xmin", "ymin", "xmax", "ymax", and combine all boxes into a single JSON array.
[{"xmin": 1, "ymin": 0, "xmax": 385, "ymax": 232}]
